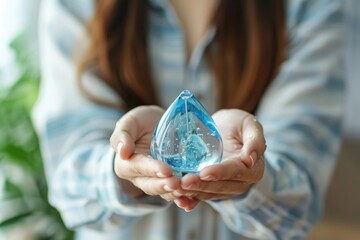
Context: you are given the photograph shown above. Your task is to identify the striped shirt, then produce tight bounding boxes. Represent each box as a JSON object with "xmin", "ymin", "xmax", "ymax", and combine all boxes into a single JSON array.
[{"xmin": 32, "ymin": 0, "xmax": 346, "ymax": 239}]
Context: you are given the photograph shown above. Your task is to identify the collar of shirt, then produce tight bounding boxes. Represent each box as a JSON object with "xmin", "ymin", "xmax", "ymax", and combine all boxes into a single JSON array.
[
  {"xmin": 147, "ymin": 0, "xmax": 218, "ymax": 111},
  {"xmin": 148, "ymin": 0, "xmax": 217, "ymax": 63}
]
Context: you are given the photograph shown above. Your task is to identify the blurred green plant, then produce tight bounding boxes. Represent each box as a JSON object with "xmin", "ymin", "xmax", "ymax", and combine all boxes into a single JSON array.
[{"xmin": 0, "ymin": 33, "xmax": 73, "ymax": 239}]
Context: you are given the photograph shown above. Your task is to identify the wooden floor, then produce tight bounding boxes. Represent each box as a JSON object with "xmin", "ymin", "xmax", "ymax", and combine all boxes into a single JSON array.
[{"xmin": 307, "ymin": 217, "xmax": 360, "ymax": 240}]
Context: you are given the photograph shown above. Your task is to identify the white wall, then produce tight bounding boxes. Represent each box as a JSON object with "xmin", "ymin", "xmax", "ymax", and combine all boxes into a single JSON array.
[{"xmin": 0, "ymin": 0, "xmax": 41, "ymax": 88}]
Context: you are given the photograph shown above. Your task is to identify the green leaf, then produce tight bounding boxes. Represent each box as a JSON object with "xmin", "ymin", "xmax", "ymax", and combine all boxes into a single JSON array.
[
  {"xmin": 0, "ymin": 212, "xmax": 33, "ymax": 228},
  {"xmin": 0, "ymin": 144, "xmax": 39, "ymax": 173},
  {"xmin": 1, "ymin": 179, "xmax": 24, "ymax": 200},
  {"xmin": 0, "ymin": 30, "xmax": 72, "ymax": 238}
]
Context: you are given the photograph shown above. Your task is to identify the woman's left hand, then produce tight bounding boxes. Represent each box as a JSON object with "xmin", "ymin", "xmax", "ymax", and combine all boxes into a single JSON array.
[{"xmin": 164, "ymin": 109, "xmax": 266, "ymax": 212}]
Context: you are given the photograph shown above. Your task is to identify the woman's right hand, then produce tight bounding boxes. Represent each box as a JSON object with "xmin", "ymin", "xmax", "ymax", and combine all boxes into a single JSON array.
[{"xmin": 110, "ymin": 106, "xmax": 181, "ymax": 199}]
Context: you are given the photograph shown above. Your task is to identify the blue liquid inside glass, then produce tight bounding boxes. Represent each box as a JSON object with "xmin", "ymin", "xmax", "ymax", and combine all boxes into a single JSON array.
[{"xmin": 150, "ymin": 90, "xmax": 223, "ymax": 177}]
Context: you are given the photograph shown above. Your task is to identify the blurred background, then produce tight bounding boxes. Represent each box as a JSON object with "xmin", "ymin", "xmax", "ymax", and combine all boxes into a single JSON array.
[
  {"xmin": 0, "ymin": 0, "xmax": 359, "ymax": 239},
  {"xmin": 0, "ymin": 0, "xmax": 72, "ymax": 239}
]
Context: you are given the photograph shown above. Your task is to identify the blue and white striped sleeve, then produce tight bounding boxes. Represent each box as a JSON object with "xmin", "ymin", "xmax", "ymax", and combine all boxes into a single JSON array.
[
  {"xmin": 32, "ymin": 0, "xmax": 168, "ymax": 231},
  {"xmin": 208, "ymin": 0, "xmax": 346, "ymax": 239}
]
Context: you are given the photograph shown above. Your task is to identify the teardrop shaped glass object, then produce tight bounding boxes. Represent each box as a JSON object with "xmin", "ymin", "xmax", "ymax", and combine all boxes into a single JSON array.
[{"xmin": 150, "ymin": 90, "xmax": 223, "ymax": 177}]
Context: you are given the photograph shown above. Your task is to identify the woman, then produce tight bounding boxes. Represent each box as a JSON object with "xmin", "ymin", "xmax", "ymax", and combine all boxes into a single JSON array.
[{"xmin": 33, "ymin": 0, "xmax": 345, "ymax": 239}]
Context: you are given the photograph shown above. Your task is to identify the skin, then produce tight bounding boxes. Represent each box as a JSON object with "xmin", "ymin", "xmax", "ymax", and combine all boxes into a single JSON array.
[
  {"xmin": 169, "ymin": 0, "xmax": 218, "ymax": 58},
  {"xmin": 110, "ymin": 106, "xmax": 266, "ymax": 212},
  {"xmin": 109, "ymin": 0, "xmax": 266, "ymax": 212}
]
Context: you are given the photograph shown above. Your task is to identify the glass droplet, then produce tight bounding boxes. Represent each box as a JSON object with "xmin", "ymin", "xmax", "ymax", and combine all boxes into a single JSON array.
[{"xmin": 150, "ymin": 90, "xmax": 223, "ymax": 177}]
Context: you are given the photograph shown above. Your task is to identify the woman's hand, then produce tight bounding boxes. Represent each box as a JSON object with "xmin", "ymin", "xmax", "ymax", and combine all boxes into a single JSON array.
[
  {"xmin": 164, "ymin": 109, "xmax": 266, "ymax": 211},
  {"xmin": 110, "ymin": 107, "xmax": 266, "ymax": 212},
  {"xmin": 110, "ymin": 106, "xmax": 181, "ymax": 199}
]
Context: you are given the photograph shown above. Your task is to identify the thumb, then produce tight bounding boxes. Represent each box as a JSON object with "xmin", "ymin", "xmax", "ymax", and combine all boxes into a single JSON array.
[
  {"xmin": 115, "ymin": 130, "xmax": 136, "ymax": 160},
  {"xmin": 110, "ymin": 106, "xmax": 164, "ymax": 160},
  {"xmin": 241, "ymin": 115, "xmax": 266, "ymax": 168},
  {"xmin": 110, "ymin": 115, "xmax": 138, "ymax": 160}
]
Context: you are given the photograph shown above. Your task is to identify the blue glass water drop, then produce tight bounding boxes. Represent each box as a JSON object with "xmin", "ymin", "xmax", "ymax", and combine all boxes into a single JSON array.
[{"xmin": 150, "ymin": 90, "xmax": 223, "ymax": 177}]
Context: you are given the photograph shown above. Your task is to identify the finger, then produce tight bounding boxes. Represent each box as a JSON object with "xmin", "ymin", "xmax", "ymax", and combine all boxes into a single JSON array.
[
  {"xmin": 198, "ymin": 155, "xmax": 264, "ymax": 182},
  {"xmin": 212, "ymin": 110, "xmax": 266, "ymax": 168},
  {"xmin": 182, "ymin": 182, "xmax": 249, "ymax": 196},
  {"xmin": 160, "ymin": 188, "xmax": 190, "ymax": 201},
  {"xmin": 160, "ymin": 193, "xmax": 176, "ymax": 202},
  {"xmin": 166, "ymin": 188, "xmax": 235, "ymax": 201},
  {"xmin": 130, "ymin": 176, "xmax": 181, "ymax": 196},
  {"xmin": 114, "ymin": 153, "xmax": 173, "ymax": 179},
  {"xmin": 187, "ymin": 193, "xmax": 233, "ymax": 201},
  {"xmin": 181, "ymin": 174, "xmax": 251, "ymax": 195},
  {"xmin": 160, "ymin": 190, "xmax": 181, "ymax": 202},
  {"xmin": 161, "ymin": 189, "xmax": 236, "ymax": 202},
  {"xmin": 241, "ymin": 115, "xmax": 266, "ymax": 168},
  {"xmin": 174, "ymin": 197, "xmax": 200, "ymax": 212},
  {"xmin": 110, "ymin": 106, "xmax": 164, "ymax": 159},
  {"xmin": 117, "ymin": 130, "xmax": 136, "ymax": 159},
  {"xmin": 110, "ymin": 118, "xmax": 137, "ymax": 159}
]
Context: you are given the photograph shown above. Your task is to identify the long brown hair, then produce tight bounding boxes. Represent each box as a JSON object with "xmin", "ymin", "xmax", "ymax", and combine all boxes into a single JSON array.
[{"xmin": 78, "ymin": 0, "xmax": 286, "ymax": 112}]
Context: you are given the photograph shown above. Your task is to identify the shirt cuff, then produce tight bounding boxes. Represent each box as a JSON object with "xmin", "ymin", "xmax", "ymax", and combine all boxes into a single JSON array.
[{"xmin": 96, "ymin": 147, "xmax": 170, "ymax": 216}]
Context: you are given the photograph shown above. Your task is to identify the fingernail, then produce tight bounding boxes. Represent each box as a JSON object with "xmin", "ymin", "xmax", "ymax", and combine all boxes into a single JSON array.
[
  {"xmin": 117, "ymin": 142, "xmax": 123, "ymax": 154},
  {"xmin": 185, "ymin": 184, "xmax": 197, "ymax": 190},
  {"xmin": 183, "ymin": 182, "xmax": 199, "ymax": 190},
  {"xmin": 185, "ymin": 208, "xmax": 193, "ymax": 212},
  {"xmin": 249, "ymin": 152, "xmax": 257, "ymax": 168},
  {"xmin": 156, "ymin": 172, "xmax": 167, "ymax": 178},
  {"xmin": 200, "ymin": 175, "xmax": 216, "ymax": 181},
  {"xmin": 173, "ymin": 191, "xmax": 182, "ymax": 197},
  {"xmin": 174, "ymin": 199, "xmax": 182, "ymax": 207},
  {"xmin": 185, "ymin": 192, "xmax": 194, "ymax": 197},
  {"xmin": 163, "ymin": 185, "xmax": 174, "ymax": 192}
]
